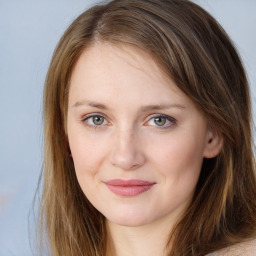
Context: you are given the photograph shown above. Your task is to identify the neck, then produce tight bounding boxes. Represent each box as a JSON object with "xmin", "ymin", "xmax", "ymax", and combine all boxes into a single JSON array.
[{"xmin": 106, "ymin": 216, "xmax": 175, "ymax": 256}]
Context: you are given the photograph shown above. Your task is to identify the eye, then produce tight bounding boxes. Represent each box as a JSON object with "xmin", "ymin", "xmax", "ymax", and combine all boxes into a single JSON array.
[
  {"xmin": 147, "ymin": 115, "xmax": 176, "ymax": 128},
  {"xmin": 153, "ymin": 116, "xmax": 168, "ymax": 126},
  {"xmin": 83, "ymin": 114, "xmax": 108, "ymax": 127}
]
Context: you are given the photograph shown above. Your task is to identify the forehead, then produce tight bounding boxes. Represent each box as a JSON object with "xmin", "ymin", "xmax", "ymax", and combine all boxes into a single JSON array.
[
  {"xmin": 72, "ymin": 42, "xmax": 168, "ymax": 82},
  {"xmin": 68, "ymin": 42, "xmax": 195, "ymax": 110}
]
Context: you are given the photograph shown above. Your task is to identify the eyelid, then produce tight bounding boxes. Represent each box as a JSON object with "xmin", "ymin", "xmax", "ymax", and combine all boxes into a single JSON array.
[
  {"xmin": 80, "ymin": 112, "xmax": 176, "ymax": 129},
  {"xmin": 81, "ymin": 112, "xmax": 107, "ymax": 120},
  {"xmin": 81, "ymin": 112, "xmax": 111, "ymax": 128},
  {"xmin": 145, "ymin": 114, "xmax": 177, "ymax": 128}
]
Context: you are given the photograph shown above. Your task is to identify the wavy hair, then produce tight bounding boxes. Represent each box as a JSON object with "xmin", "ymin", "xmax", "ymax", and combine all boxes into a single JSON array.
[{"xmin": 39, "ymin": 0, "xmax": 256, "ymax": 255}]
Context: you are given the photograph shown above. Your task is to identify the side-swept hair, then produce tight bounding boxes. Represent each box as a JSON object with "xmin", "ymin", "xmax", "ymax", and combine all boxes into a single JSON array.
[{"xmin": 39, "ymin": 0, "xmax": 256, "ymax": 255}]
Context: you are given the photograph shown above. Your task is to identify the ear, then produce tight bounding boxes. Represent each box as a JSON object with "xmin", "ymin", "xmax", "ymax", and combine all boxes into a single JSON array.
[{"xmin": 203, "ymin": 128, "xmax": 223, "ymax": 159}]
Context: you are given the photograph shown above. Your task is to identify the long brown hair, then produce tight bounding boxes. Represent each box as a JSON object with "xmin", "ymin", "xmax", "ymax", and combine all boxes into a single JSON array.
[{"xmin": 39, "ymin": 0, "xmax": 256, "ymax": 255}]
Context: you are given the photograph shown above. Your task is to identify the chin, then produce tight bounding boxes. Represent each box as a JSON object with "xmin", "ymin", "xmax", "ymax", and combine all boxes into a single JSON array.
[{"xmin": 105, "ymin": 212, "xmax": 154, "ymax": 227}]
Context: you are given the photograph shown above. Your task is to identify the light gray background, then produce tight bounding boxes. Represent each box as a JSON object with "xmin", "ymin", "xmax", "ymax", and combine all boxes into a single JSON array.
[{"xmin": 0, "ymin": 0, "xmax": 255, "ymax": 255}]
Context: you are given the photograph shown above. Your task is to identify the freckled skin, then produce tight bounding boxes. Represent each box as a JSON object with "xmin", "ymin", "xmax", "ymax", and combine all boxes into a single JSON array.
[{"xmin": 67, "ymin": 43, "xmax": 216, "ymax": 228}]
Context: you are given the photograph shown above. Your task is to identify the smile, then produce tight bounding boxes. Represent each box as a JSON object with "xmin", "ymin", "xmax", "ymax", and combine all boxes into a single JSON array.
[{"xmin": 104, "ymin": 179, "xmax": 156, "ymax": 197}]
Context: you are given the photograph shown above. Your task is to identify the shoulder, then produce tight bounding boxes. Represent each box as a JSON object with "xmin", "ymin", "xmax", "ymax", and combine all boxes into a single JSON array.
[{"xmin": 208, "ymin": 239, "xmax": 256, "ymax": 256}]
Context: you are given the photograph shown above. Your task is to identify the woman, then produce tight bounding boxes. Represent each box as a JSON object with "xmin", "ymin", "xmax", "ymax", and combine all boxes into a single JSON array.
[{"xmin": 39, "ymin": 0, "xmax": 256, "ymax": 255}]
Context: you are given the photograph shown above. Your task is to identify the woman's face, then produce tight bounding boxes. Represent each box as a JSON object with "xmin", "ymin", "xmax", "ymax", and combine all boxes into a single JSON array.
[{"xmin": 67, "ymin": 43, "xmax": 220, "ymax": 227}]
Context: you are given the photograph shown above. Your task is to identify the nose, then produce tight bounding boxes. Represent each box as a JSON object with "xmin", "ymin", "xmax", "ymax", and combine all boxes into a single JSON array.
[{"xmin": 110, "ymin": 129, "xmax": 146, "ymax": 171}]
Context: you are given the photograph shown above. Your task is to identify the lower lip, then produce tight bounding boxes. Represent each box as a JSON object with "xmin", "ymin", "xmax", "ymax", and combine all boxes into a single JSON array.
[{"xmin": 105, "ymin": 181, "xmax": 155, "ymax": 197}]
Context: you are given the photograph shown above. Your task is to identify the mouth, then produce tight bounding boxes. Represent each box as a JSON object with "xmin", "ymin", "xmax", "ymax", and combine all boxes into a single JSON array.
[{"xmin": 104, "ymin": 179, "xmax": 156, "ymax": 197}]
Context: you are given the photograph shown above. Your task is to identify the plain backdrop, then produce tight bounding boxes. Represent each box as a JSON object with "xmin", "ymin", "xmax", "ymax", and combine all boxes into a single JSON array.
[{"xmin": 0, "ymin": 0, "xmax": 255, "ymax": 255}]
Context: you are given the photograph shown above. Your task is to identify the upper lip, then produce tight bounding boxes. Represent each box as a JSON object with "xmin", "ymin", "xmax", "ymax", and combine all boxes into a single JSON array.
[{"xmin": 104, "ymin": 179, "xmax": 156, "ymax": 186}]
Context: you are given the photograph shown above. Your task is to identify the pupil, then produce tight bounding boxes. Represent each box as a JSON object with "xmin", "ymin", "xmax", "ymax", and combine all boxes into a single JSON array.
[
  {"xmin": 93, "ymin": 116, "xmax": 103, "ymax": 125},
  {"xmin": 155, "ymin": 117, "xmax": 166, "ymax": 126}
]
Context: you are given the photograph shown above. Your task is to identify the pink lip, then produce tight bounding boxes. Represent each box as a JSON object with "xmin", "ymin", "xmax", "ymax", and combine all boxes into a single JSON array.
[{"xmin": 104, "ymin": 179, "xmax": 156, "ymax": 197}]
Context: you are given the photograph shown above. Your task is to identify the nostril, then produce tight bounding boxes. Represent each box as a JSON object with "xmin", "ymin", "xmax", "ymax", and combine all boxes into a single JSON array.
[{"xmin": 110, "ymin": 144, "xmax": 146, "ymax": 171}]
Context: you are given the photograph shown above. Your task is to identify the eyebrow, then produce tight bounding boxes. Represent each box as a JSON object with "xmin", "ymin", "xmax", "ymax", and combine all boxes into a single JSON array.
[
  {"xmin": 72, "ymin": 100, "xmax": 186, "ymax": 111},
  {"xmin": 139, "ymin": 104, "xmax": 185, "ymax": 112},
  {"xmin": 72, "ymin": 100, "xmax": 109, "ymax": 110}
]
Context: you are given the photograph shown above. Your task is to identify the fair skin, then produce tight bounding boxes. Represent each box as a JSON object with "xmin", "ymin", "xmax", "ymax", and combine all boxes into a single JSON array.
[{"xmin": 67, "ymin": 42, "xmax": 222, "ymax": 256}]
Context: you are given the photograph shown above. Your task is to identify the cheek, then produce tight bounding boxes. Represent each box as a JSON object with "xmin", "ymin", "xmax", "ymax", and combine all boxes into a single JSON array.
[
  {"xmin": 148, "ymin": 134, "xmax": 204, "ymax": 211},
  {"xmin": 69, "ymin": 133, "xmax": 111, "ymax": 203},
  {"xmin": 69, "ymin": 130, "xmax": 109, "ymax": 178},
  {"xmin": 149, "ymin": 132, "xmax": 205, "ymax": 182}
]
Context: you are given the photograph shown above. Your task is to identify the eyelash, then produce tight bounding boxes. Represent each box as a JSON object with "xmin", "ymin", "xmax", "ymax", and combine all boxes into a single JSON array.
[
  {"xmin": 146, "ymin": 114, "xmax": 177, "ymax": 129},
  {"xmin": 82, "ymin": 113, "xmax": 110, "ymax": 129},
  {"xmin": 81, "ymin": 113, "xmax": 177, "ymax": 130}
]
